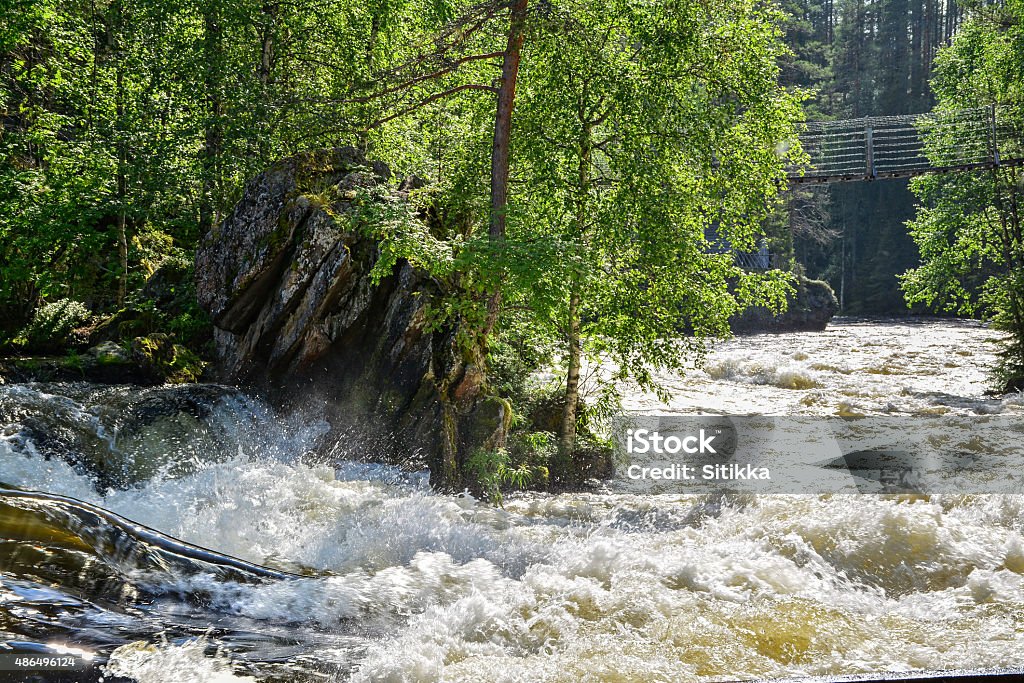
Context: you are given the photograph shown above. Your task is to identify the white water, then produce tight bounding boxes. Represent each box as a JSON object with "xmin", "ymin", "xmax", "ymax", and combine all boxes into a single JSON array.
[{"xmin": 3, "ymin": 318, "xmax": 1024, "ymax": 682}]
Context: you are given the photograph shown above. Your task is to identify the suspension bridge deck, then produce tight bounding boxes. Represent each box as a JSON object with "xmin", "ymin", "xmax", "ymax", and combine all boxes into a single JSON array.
[{"xmin": 788, "ymin": 105, "xmax": 1024, "ymax": 183}]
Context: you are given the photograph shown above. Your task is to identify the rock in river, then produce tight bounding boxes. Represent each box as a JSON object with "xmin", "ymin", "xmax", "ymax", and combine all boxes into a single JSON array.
[
  {"xmin": 730, "ymin": 276, "xmax": 838, "ymax": 334},
  {"xmin": 195, "ymin": 148, "xmax": 507, "ymax": 488}
]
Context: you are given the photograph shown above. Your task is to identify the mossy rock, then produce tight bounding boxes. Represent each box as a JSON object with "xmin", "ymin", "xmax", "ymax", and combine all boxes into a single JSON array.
[
  {"xmin": 461, "ymin": 395, "xmax": 513, "ymax": 454},
  {"xmin": 2, "ymin": 356, "xmax": 82, "ymax": 383},
  {"xmin": 131, "ymin": 334, "xmax": 207, "ymax": 384},
  {"xmin": 730, "ymin": 275, "xmax": 838, "ymax": 334},
  {"xmin": 0, "ymin": 339, "xmax": 203, "ymax": 385},
  {"xmin": 90, "ymin": 341, "xmax": 133, "ymax": 366},
  {"xmin": 2, "ymin": 354, "xmax": 101, "ymax": 383},
  {"xmin": 90, "ymin": 307, "xmax": 163, "ymax": 344}
]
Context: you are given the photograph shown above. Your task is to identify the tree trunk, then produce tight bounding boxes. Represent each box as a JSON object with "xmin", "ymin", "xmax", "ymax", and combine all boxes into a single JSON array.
[
  {"xmin": 116, "ymin": 162, "xmax": 128, "ymax": 306},
  {"xmin": 112, "ymin": 0, "xmax": 128, "ymax": 306},
  {"xmin": 559, "ymin": 285, "xmax": 582, "ymax": 458},
  {"xmin": 484, "ymin": 0, "xmax": 529, "ymax": 333},
  {"xmin": 558, "ymin": 116, "xmax": 593, "ymax": 459},
  {"xmin": 256, "ymin": 3, "xmax": 276, "ymax": 161},
  {"xmin": 430, "ymin": 0, "xmax": 528, "ymax": 491},
  {"xmin": 258, "ymin": 3, "xmax": 275, "ymax": 87}
]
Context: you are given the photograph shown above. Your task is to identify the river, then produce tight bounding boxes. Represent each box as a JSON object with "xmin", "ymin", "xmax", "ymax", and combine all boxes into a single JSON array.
[{"xmin": 2, "ymin": 318, "xmax": 1023, "ymax": 682}]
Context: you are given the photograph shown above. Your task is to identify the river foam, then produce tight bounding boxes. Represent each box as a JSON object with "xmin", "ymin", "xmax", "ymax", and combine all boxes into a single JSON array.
[
  {"xmin": 8, "ymin": 433, "xmax": 1024, "ymax": 681},
  {"xmin": 104, "ymin": 639, "xmax": 256, "ymax": 683},
  {"xmin": 3, "ymin": 319, "xmax": 1024, "ymax": 681}
]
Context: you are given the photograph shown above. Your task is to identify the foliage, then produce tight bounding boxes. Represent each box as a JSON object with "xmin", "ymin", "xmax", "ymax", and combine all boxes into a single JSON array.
[
  {"xmin": 464, "ymin": 447, "xmax": 542, "ymax": 504},
  {"xmin": 491, "ymin": 368, "xmax": 614, "ymax": 484},
  {"xmin": 87, "ymin": 257, "xmax": 213, "ymax": 355},
  {"xmin": 342, "ymin": 182, "xmax": 459, "ymax": 287},
  {"xmin": 497, "ymin": 0, "xmax": 802, "ymax": 454},
  {"xmin": 901, "ymin": 0, "xmax": 1024, "ymax": 390},
  {"xmin": 18, "ymin": 298, "xmax": 92, "ymax": 352},
  {"xmin": 0, "ymin": 0, "xmax": 464, "ymax": 331},
  {"xmin": 131, "ymin": 333, "xmax": 207, "ymax": 384},
  {"xmin": 0, "ymin": 0, "xmax": 976, "ymax": 345},
  {"xmin": 486, "ymin": 319, "xmax": 558, "ymax": 405},
  {"xmin": 2, "ymin": 0, "xmax": 808, "ymax": 487}
]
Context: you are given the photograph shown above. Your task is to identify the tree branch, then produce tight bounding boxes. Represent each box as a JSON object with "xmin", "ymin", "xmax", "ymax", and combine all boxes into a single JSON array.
[
  {"xmin": 333, "ymin": 52, "xmax": 505, "ymax": 105},
  {"xmin": 365, "ymin": 83, "xmax": 498, "ymax": 130}
]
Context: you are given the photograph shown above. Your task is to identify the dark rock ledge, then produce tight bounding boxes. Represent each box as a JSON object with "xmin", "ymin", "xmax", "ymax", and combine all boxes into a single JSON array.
[
  {"xmin": 194, "ymin": 147, "xmax": 507, "ymax": 488},
  {"xmin": 730, "ymin": 276, "xmax": 838, "ymax": 334}
]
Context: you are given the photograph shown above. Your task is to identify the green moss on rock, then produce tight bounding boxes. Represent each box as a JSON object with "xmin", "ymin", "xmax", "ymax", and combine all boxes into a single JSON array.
[
  {"xmin": 91, "ymin": 341, "xmax": 132, "ymax": 366},
  {"xmin": 131, "ymin": 334, "xmax": 207, "ymax": 384}
]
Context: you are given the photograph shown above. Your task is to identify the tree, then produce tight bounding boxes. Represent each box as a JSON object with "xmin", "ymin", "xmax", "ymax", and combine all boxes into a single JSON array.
[
  {"xmin": 0, "ymin": 0, "xmax": 473, "ymax": 333},
  {"xmin": 299, "ymin": 0, "xmax": 802, "ymax": 475},
  {"xmin": 901, "ymin": 0, "xmax": 1024, "ymax": 390},
  {"xmin": 505, "ymin": 0, "xmax": 803, "ymax": 461},
  {"xmin": 1, "ymin": 0, "xmax": 802, "ymax": 489}
]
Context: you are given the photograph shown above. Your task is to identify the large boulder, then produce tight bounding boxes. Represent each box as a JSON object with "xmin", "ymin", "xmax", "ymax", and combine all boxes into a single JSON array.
[
  {"xmin": 730, "ymin": 276, "xmax": 838, "ymax": 334},
  {"xmin": 194, "ymin": 148, "xmax": 506, "ymax": 488}
]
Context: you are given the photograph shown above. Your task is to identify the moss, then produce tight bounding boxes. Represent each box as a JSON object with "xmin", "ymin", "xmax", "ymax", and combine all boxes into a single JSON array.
[
  {"xmin": 12, "ymin": 357, "xmax": 47, "ymax": 372},
  {"xmin": 85, "ymin": 263, "xmax": 212, "ymax": 371},
  {"xmin": 461, "ymin": 395, "xmax": 508, "ymax": 447},
  {"xmin": 7, "ymin": 355, "xmax": 88, "ymax": 382},
  {"xmin": 91, "ymin": 306, "xmax": 163, "ymax": 342},
  {"xmin": 96, "ymin": 349, "xmax": 131, "ymax": 366},
  {"xmin": 454, "ymin": 394, "xmax": 546, "ymax": 501},
  {"xmin": 64, "ymin": 350, "xmax": 85, "ymax": 374},
  {"xmin": 166, "ymin": 344, "xmax": 206, "ymax": 383},
  {"xmin": 301, "ymin": 187, "xmax": 340, "ymax": 214},
  {"xmin": 131, "ymin": 334, "xmax": 207, "ymax": 384},
  {"xmin": 92, "ymin": 342, "xmax": 132, "ymax": 368},
  {"xmin": 258, "ymin": 212, "xmax": 297, "ymax": 255},
  {"xmin": 439, "ymin": 404, "xmax": 461, "ymax": 488}
]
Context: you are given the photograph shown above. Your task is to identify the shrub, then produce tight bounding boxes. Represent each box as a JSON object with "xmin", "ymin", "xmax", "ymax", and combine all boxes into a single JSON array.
[
  {"xmin": 19, "ymin": 299, "xmax": 92, "ymax": 353},
  {"xmin": 464, "ymin": 447, "xmax": 542, "ymax": 505}
]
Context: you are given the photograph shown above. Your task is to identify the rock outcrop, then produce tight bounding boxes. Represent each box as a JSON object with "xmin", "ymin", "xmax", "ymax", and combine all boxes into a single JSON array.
[
  {"xmin": 730, "ymin": 276, "xmax": 839, "ymax": 334},
  {"xmin": 194, "ymin": 148, "xmax": 507, "ymax": 488}
]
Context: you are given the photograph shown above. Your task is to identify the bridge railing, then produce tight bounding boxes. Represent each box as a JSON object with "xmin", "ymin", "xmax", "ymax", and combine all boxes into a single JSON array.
[{"xmin": 789, "ymin": 104, "xmax": 1024, "ymax": 183}]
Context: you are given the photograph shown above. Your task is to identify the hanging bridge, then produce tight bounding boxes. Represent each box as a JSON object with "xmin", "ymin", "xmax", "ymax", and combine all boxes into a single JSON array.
[{"xmin": 788, "ymin": 104, "xmax": 1024, "ymax": 183}]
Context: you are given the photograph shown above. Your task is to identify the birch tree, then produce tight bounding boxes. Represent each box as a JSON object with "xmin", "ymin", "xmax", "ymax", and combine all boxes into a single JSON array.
[{"xmin": 506, "ymin": 0, "xmax": 803, "ymax": 462}]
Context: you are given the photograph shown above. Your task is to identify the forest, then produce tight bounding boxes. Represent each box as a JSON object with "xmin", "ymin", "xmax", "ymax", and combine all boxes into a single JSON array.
[
  {"xmin": 2, "ymin": 0, "xmax": 1024, "ymax": 479},
  {"xmin": 777, "ymin": 0, "xmax": 964, "ymax": 313},
  {"xmin": 0, "ymin": 0, "xmax": 960, "ymax": 324},
  {"xmin": 777, "ymin": 0, "xmax": 1024, "ymax": 387}
]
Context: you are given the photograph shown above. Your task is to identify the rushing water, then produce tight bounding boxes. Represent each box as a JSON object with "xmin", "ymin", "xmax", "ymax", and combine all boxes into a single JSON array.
[{"xmin": 2, "ymin": 318, "xmax": 1024, "ymax": 682}]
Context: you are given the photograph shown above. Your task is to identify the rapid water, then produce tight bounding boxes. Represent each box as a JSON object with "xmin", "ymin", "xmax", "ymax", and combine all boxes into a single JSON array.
[{"xmin": 2, "ymin": 318, "xmax": 1024, "ymax": 682}]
